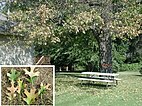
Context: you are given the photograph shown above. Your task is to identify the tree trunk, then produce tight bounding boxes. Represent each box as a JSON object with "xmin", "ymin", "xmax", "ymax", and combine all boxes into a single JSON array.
[
  {"xmin": 98, "ymin": 30, "xmax": 112, "ymax": 73},
  {"xmin": 94, "ymin": 0, "xmax": 113, "ymax": 73},
  {"xmin": 100, "ymin": 0, "xmax": 112, "ymax": 73}
]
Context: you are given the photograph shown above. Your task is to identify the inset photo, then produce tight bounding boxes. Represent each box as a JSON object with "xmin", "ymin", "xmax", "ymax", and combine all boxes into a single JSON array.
[{"xmin": 1, "ymin": 65, "xmax": 55, "ymax": 106}]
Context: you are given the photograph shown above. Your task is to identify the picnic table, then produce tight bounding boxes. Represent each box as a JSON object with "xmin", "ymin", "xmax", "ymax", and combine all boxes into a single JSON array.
[{"xmin": 78, "ymin": 72, "xmax": 121, "ymax": 86}]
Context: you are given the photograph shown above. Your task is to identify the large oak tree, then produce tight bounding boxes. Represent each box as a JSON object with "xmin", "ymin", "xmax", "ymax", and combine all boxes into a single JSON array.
[{"xmin": 6, "ymin": 0, "xmax": 142, "ymax": 72}]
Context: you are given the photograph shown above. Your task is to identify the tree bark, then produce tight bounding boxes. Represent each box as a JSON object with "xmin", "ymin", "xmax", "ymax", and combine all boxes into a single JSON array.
[
  {"xmin": 93, "ymin": 0, "xmax": 113, "ymax": 73},
  {"xmin": 98, "ymin": 29, "xmax": 112, "ymax": 73}
]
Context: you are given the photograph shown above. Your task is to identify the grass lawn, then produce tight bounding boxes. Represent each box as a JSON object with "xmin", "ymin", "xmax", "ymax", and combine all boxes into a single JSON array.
[{"xmin": 55, "ymin": 71, "xmax": 142, "ymax": 106}]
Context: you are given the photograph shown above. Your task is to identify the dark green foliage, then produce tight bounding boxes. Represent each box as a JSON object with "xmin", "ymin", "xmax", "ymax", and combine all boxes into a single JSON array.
[
  {"xmin": 112, "ymin": 38, "xmax": 128, "ymax": 72},
  {"xmin": 112, "ymin": 36, "xmax": 142, "ymax": 72},
  {"xmin": 126, "ymin": 35, "xmax": 142, "ymax": 63},
  {"xmin": 120, "ymin": 63, "xmax": 141, "ymax": 72},
  {"xmin": 140, "ymin": 67, "xmax": 142, "ymax": 75},
  {"xmin": 34, "ymin": 30, "xmax": 99, "ymax": 71},
  {"xmin": 34, "ymin": 33, "xmax": 142, "ymax": 72}
]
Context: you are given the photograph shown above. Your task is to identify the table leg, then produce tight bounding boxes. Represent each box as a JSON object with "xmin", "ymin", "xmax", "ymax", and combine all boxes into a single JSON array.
[
  {"xmin": 116, "ymin": 80, "xmax": 118, "ymax": 85},
  {"xmin": 106, "ymin": 82, "xmax": 109, "ymax": 88}
]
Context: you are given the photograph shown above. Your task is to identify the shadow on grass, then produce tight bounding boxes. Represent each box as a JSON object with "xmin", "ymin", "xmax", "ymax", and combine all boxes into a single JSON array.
[
  {"xmin": 75, "ymin": 82, "xmax": 112, "ymax": 90},
  {"xmin": 55, "ymin": 73, "xmax": 82, "ymax": 78},
  {"xmin": 133, "ymin": 75, "xmax": 142, "ymax": 77},
  {"xmin": 56, "ymin": 70, "xmax": 86, "ymax": 73}
]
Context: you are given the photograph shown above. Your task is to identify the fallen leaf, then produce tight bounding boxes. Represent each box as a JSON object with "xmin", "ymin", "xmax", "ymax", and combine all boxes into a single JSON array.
[
  {"xmin": 6, "ymin": 81, "xmax": 18, "ymax": 100},
  {"xmin": 23, "ymin": 67, "xmax": 40, "ymax": 78},
  {"xmin": 7, "ymin": 81, "xmax": 18, "ymax": 94},
  {"xmin": 7, "ymin": 68, "xmax": 20, "ymax": 82},
  {"xmin": 17, "ymin": 79, "xmax": 24, "ymax": 94},
  {"xmin": 38, "ymin": 83, "xmax": 51, "ymax": 95},
  {"xmin": 45, "ymin": 83, "xmax": 51, "ymax": 90},
  {"xmin": 23, "ymin": 87, "xmax": 38, "ymax": 105},
  {"xmin": 6, "ymin": 93, "xmax": 16, "ymax": 100}
]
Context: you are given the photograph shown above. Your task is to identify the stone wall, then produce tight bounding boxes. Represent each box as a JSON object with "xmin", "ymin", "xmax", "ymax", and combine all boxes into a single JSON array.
[{"xmin": 0, "ymin": 35, "xmax": 34, "ymax": 65}]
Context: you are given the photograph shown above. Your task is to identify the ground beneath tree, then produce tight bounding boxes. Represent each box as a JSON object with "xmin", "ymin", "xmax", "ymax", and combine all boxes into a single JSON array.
[{"xmin": 55, "ymin": 71, "xmax": 142, "ymax": 106}]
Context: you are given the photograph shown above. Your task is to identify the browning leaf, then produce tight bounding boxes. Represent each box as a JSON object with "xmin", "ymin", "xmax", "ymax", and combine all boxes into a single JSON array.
[
  {"xmin": 23, "ymin": 67, "xmax": 40, "ymax": 78},
  {"xmin": 6, "ymin": 81, "xmax": 18, "ymax": 100},
  {"xmin": 23, "ymin": 87, "xmax": 38, "ymax": 105},
  {"xmin": 45, "ymin": 83, "xmax": 51, "ymax": 91}
]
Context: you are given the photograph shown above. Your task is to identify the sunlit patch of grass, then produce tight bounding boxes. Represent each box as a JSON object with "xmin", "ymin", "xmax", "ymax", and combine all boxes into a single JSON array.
[{"xmin": 55, "ymin": 72, "xmax": 142, "ymax": 106}]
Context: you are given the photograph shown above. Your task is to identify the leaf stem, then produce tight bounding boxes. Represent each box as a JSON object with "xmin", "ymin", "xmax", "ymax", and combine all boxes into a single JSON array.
[{"xmin": 31, "ymin": 77, "xmax": 34, "ymax": 87}]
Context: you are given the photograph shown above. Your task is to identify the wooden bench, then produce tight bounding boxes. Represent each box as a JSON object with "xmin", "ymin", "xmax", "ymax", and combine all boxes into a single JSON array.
[{"xmin": 78, "ymin": 72, "xmax": 121, "ymax": 86}]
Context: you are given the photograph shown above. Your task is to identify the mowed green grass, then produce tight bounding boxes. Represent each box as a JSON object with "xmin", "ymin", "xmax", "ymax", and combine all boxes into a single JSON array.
[{"xmin": 55, "ymin": 72, "xmax": 142, "ymax": 106}]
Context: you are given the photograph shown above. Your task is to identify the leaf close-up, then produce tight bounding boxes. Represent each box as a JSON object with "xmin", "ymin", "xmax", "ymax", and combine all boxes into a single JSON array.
[
  {"xmin": 6, "ymin": 81, "xmax": 18, "ymax": 100},
  {"xmin": 23, "ymin": 67, "xmax": 40, "ymax": 78},
  {"xmin": 23, "ymin": 87, "xmax": 38, "ymax": 105},
  {"xmin": 17, "ymin": 79, "xmax": 25, "ymax": 94},
  {"xmin": 38, "ymin": 82, "xmax": 51, "ymax": 95},
  {"xmin": 7, "ymin": 68, "xmax": 20, "ymax": 82}
]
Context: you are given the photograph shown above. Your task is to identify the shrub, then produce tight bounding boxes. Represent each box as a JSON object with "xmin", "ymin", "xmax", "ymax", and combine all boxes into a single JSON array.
[
  {"xmin": 112, "ymin": 60, "xmax": 120, "ymax": 73},
  {"xmin": 139, "ymin": 68, "xmax": 142, "ymax": 75},
  {"xmin": 120, "ymin": 63, "xmax": 141, "ymax": 72}
]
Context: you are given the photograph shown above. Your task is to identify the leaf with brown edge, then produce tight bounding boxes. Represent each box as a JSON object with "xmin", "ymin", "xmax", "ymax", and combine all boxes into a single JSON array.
[
  {"xmin": 6, "ymin": 81, "xmax": 18, "ymax": 100},
  {"xmin": 6, "ymin": 93, "xmax": 16, "ymax": 100},
  {"xmin": 45, "ymin": 83, "xmax": 51, "ymax": 91},
  {"xmin": 23, "ymin": 87, "xmax": 38, "ymax": 105},
  {"xmin": 23, "ymin": 67, "xmax": 40, "ymax": 78}
]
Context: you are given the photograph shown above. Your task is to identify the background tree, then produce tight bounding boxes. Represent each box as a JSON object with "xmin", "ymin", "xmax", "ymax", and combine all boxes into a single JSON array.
[{"xmin": 6, "ymin": 0, "xmax": 142, "ymax": 72}]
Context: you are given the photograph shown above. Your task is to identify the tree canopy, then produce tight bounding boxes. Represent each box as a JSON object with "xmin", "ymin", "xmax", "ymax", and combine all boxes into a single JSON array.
[
  {"xmin": 6, "ymin": 0, "xmax": 141, "ymax": 41},
  {"xmin": 1, "ymin": 0, "xmax": 142, "ymax": 72}
]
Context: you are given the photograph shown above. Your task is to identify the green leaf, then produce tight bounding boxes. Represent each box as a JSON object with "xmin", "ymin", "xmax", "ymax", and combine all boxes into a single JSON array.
[
  {"xmin": 23, "ymin": 98, "xmax": 31, "ymax": 105},
  {"xmin": 23, "ymin": 87, "xmax": 38, "ymax": 105},
  {"xmin": 17, "ymin": 79, "xmax": 24, "ymax": 94},
  {"xmin": 7, "ymin": 69, "xmax": 20, "ymax": 82},
  {"xmin": 38, "ymin": 83, "xmax": 51, "ymax": 95},
  {"xmin": 38, "ymin": 86, "xmax": 46, "ymax": 95},
  {"xmin": 26, "ymin": 76, "xmax": 37, "ymax": 85}
]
